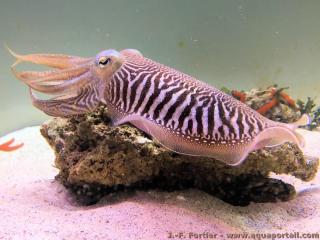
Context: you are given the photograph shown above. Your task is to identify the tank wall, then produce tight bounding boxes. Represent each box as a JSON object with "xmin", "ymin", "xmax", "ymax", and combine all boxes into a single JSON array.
[{"xmin": 1, "ymin": 0, "xmax": 319, "ymax": 135}]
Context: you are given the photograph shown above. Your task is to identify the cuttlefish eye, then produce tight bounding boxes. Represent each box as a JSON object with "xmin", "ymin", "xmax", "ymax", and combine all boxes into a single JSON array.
[
  {"xmin": 95, "ymin": 49, "xmax": 120, "ymax": 69},
  {"xmin": 98, "ymin": 56, "xmax": 111, "ymax": 68}
]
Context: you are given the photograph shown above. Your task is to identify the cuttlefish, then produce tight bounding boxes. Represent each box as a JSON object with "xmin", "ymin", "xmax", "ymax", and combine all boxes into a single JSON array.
[{"xmin": 8, "ymin": 48, "xmax": 308, "ymax": 165}]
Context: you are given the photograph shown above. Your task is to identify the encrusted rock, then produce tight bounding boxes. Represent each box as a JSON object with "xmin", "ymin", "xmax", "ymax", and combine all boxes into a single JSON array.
[
  {"xmin": 244, "ymin": 87, "xmax": 300, "ymax": 123},
  {"xmin": 40, "ymin": 105, "xmax": 319, "ymax": 206}
]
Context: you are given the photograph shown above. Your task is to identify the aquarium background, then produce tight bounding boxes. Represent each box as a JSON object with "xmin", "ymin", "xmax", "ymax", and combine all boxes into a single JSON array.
[{"xmin": 0, "ymin": 0, "xmax": 319, "ymax": 135}]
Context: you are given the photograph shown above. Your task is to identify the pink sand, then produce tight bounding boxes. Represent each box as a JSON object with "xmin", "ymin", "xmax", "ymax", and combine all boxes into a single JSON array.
[{"xmin": 0, "ymin": 127, "xmax": 319, "ymax": 239}]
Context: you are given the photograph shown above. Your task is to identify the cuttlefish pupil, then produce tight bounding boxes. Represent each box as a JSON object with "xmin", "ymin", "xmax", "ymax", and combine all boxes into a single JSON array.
[
  {"xmin": 98, "ymin": 57, "xmax": 111, "ymax": 68},
  {"xmin": 9, "ymin": 47, "xmax": 308, "ymax": 166}
]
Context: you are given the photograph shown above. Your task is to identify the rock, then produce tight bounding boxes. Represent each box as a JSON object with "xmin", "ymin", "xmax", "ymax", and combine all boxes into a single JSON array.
[{"xmin": 40, "ymin": 105, "xmax": 319, "ymax": 206}]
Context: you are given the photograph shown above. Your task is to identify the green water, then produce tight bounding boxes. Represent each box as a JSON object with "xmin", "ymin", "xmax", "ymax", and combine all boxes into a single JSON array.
[{"xmin": 1, "ymin": 0, "xmax": 320, "ymax": 135}]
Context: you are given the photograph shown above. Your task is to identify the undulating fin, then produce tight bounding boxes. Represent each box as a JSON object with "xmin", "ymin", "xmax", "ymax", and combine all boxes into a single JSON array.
[
  {"xmin": 264, "ymin": 113, "xmax": 310, "ymax": 149},
  {"xmin": 104, "ymin": 104, "xmax": 131, "ymax": 127},
  {"xmin": 251, "ymin": 125, "xmax": 304, "ymax": 150},
  {"xmin": 292, "ymin": 130, "xmax": 305, "ymax": 148},
  {"xmin": 292, "ymin": 113, "xmax": 311, "ymax": 127},
  {"xmin": 119, "ymin": 116, "xmax": 253, "ymax": 166}
]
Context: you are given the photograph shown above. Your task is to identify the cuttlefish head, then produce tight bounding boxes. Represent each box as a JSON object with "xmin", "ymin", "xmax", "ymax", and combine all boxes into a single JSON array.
[{"xmin": 8, "ymin": 47, "xmax": 124, "ymax": 117}]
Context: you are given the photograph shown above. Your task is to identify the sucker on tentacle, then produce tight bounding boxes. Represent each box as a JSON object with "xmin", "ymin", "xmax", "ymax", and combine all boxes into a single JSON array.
[{"xmin": 9, "ymin": 47, "xmax": 308, "ymax": 165}]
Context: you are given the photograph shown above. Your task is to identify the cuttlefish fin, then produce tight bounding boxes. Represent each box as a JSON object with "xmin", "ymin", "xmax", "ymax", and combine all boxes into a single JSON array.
[
  {"xmin": 292, "ymin": 113, "xmax": 311, "ymax": 127},
  {"xmin": 133, "ymin": 119, "xmax": 254, "ymax": 165},
  {"xmin": 110, "ymin": 114, "xmax": 252, "ymax": 165},
  {"xmin": 255, "ymin": 113, "xmax": 310, "ymax": 150},
  {"xmin": 252, "ymin": 125, "xmax": 303, "ymax": 150},
  {"xmin": 107, "ymin": 112, "xmax": 306, "ymax": 166},
  {"xmin": 127, "ymin": 118, "xmax": 306, "ymax": 165},
  {"xmin": 109, "ymin": 112, "xmax": 184, "ymax": 146},
  {"xmin": 109, "ymin": 112, "xmax": 152, "ymax": 136}
]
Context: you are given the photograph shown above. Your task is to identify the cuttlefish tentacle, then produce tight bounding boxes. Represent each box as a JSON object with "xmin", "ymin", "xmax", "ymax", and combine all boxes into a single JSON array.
[{"xmin": 10, "ymin": 47, "xmax": 307, "ymax": 166}]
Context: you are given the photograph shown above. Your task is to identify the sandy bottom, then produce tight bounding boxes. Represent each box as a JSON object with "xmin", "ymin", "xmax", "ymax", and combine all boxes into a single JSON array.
[{"xmin": 0, "ymin": 127, "xmax": 320, "ymax": 240}]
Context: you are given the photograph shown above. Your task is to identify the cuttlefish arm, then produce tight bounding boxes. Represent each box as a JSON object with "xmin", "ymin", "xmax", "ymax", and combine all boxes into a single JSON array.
[
  {"xmin": 6, "ymin": 45, "xmax": 91, "ymax": 69},
  {"xmin": 29, "ymin": 86, "xmax": 100, "ymax": 117},
  {"xmin": 8, "ymin": 48, "xmax": 124, "ymax": 117},
  {"xmin": 8, "ymin": 46, "xmax": 93, "ymax": 95}
]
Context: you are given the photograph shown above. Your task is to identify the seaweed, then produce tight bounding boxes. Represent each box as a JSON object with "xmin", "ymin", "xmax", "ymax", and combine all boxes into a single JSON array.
[
  {"xmin": 297, "ymin": 97, "xmax": 316, "ymax": 114},
  {"xmin": 297, "ymin": 97, "xmax": 320, "ymax": 130},
  {"xmin": 309, "ymin": 107, "xmax": 320, "ymax": 130},
  {"xmin": 220, "ymin": 86, "xmax": 231, "ymax": 95}
]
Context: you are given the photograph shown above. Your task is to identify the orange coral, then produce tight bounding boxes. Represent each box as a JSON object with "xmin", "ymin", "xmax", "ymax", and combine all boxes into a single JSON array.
[
  {"xmin": 258, "ymin": 87, "xmax": 297, "ymax": 114},
  {"xmin": 279, "ymin": 91, "xmax": 297, "ymax": 108},
  {"xmin": 256, "ymin": 98, "xmax": 279, "ymax": 115},
  {"xmin": 232, "ymin": 86, "xmax": 297, "ymax": 116},
  {"xmin": 231, "ymin": 90, "xmax": 246, "ymax": 103},
  {"xmin": 0, "ymin": 138, "xmax": 24, "ymax": 152}
]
